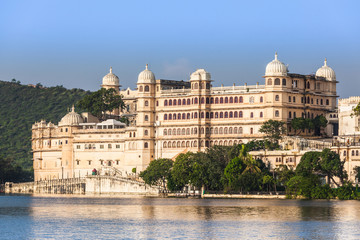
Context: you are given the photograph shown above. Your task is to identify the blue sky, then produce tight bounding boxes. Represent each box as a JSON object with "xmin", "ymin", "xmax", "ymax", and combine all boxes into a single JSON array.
[{"xmin": 0, "ymin": 0, "xmax": 359, "ymax": 98}]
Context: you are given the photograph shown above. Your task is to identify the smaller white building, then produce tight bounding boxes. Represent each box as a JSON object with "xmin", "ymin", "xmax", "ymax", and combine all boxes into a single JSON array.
[{"xmin": 338, "ymin": 96, "xmax": 360, "ymax": 136}]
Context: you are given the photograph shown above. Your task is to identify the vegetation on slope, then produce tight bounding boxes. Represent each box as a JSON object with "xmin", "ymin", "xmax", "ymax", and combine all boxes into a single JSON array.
[{"xmin": 0, "ymin": 80, "xmax": 90, "ymax": 183}]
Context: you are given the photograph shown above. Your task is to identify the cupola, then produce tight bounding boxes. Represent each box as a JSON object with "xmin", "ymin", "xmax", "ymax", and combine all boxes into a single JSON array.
[
  {"xmin": 265, "ymin": 53, "xmax": 288, "ymax": 77},
  {"xmin": 137, "ymin": 64, "xmax": 155, "ymax": 84},
  {"xmin": 102, "ymin": 67, "xmax": 120, "ymax": 86},
  {"xmin": 315, "ymin": 58, "xmax": 336, "ymax": 81},
  {"xmin": 58, "ymin": 106, "xmax": 84, "ymax": 126}
]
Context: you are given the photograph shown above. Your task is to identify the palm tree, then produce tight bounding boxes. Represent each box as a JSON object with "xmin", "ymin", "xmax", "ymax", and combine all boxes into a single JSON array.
[{"xmin": 239, "ymin": 145, "xmax": 261, "ymax": 174}]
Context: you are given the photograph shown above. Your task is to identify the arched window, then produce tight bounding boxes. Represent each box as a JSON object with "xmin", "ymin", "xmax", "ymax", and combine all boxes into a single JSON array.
[
  {"xmin": 177, "ymin": 113, "xmax": 181, "ymax": 119},
  {"xmin": 145, "ymin": 115, "xmax": 149, "ymax": 121},
  {"xmin": 156, "ymin": 101, "xmax": 158, "ymax": 106},
  {"xmin": 187, "ymin": 99, "xmax": 190, "ymax": 105},
  {"xmin": 225, "ymin": 112, "xmax": 228, "ymax": 118},
  {"xmin": 215, "ymin": 97, "xmax": 219, "ymax": 104},
  {"xmin": 164, "ymin": 114, "xmax": 167, "ymax": 120},
  {"xmin": 234, "ymin": 111, "xmax": 238, "ymax": 118},
  {"xmin": 210, "ymin": 97, "xmax": 214, "ymax": 104},
  {"xmin": 275, "ymin": 78, "xmax": 280, "ymax": 85},
  {"xmin": 220, "ymin": 97, "xmax": 224, "ymax": 104},
  {"xmin": 260, "ymin": 112, "xmax": 263, "ymax": 118},
  {"xmin": 229, "ymin": 127, "xmax": 233, "ymax": 134},
  {"xmin": 260, "ymin": 96, "xmax": 263, "ymax": 103},
  {"xmin": 249, "ymin": 96, "xmax": 254, "ymax": 103},
  {"xmin": 139, "ymin": 86, "xmax": 143, "ymax": 92},
  {"xmin": 172, "ymin": 141, "xmax": 176, "ymax": 148},
  {"xmin": 214, "ymin": 127, "xmax": 218, "ymax": 134},
  {"xmin": 282, "ymin": 79, "xmax": 287, "ymax": 86},
  {"xmin": 326, "ymin": 99, "xmax": 329, "ymax": 105},
  {"xmin": 225, "ymin": 97, "xmax": 228, "ymax": 103},
  {"xmin": 187, "ymin": 113, "xmax": 190, "ymax": 119},
  {"xmin": 220, "ymin": 112, "xmax": 224, "ymax": 118},
  {"xmin": 194, "ymin": 83, "xmax": 198, "ymax": 89},
  {"xmin": 229, "ymin": 111, "xmax": 233, "ymax": 118},
  {"xmin": 201, "ymin": 127, "xmax": 205, "ymax": 134},
  {"xmin": 186, "ymin": 128, "xmax": 190, "ymax": 135},
  {"xmin": 275, "ymin": 110, "xmax": 279, "ymax": 117},
  {"xmin": 173, "ymin": 128, "xmax": 176, "ymax": 135},
  {"xmin": 210, "ymin": 112, "xmax": 214, "ymax": 118},
  {"xmin": 177, "ymin": 128, "xmax": 181, "ymax": 135},
  {"xmin": 182, "ymin": 113, "xmax": 186, "ymax": 119},
  {"xmin": 144, "ymin": 85, "xmax": 149, "ymax": 92},
  {"xmin": 186, "ymin": 141, "xmax": 190, "ymax": 147},
  {"xmin": 250, "ymin": 112, "xmax": 254, "ymax": 118},
  {"xmin": 194, "ymin": 98, "xmax": 198, "ymax": 104},
  {"xmin": 206, "ymin": 112, "xmax": 210, "ymax": 118},
  {"xmin": 224, "ymin": 127, "xmax": 228, "ymax": 134},
  {"xmin": 215, "ymin": 112, "xmax": 219, "ymax": 118},
  {"xmin": 234, "ymin": 127, "xmax": 238, "ymax": 134},
  {"xmin": 164, "ymin": 100, "xmax": 168, "ymax": 106},
  {"xmin": 144, "ymin": 130, "xmax": 148, "ymax": 135},
  {"xmin": 289, "ymin": 112, "xmax": 292, "ymax": 118},
  {"xmin": 239, "ymin": 111, "xmax": 243, "ymax": 118},
  {"xmin": 178, "ymin": 99, "xmax": 181, "ymax": 105},
  {"xmin": 201, "ymin": 112, "xmax": 205, "ymax": 118},
  {"xmin": 145, "ymin": 100, "xmax": 149, "ymax": 106},
  {"xmin": 239, "ymin": 96, "xmax": 243, "ymax": 103},
  {"xmin": 182, "ymin": 99, "xmax": 186, "ymax": 105},
  {"xmin": 194, "ymin": 112, "xmax": 198, "ymax": 118},
  {"xmin": 144, "ymin": 142, "xmax": 149, "ymax": 148},
  {"xmin": 239, "ymin": 127, "xmax": 243, "ymax": 134},
  {"xmin": 173, "ymin": 99, "xmax": 177, "ymax": 106},
  {"xmin": 201, "ymin": 97, "xmax": 204, "ymax": 104},
  {"xmin": 169, "ymin": 99, "xmax": 172, "ymax": 106},
  {"xmin": 250, "ymin": 128, "xmax": 254, "ymax": 134},
  {"xmin": 206, "ymin": 97, "xmax": 210, "ymax": 104},
  {"xmin": 181, "ymin": 141, "xmax": 185, "ymax": 147},
  {"xmin": 275, "ymin": 95, "xmax": 280, "ymax": 101},
  {"xmin": 164, "ymin": 129, "xmax": 167, "ymax": 135},
  {"xmin": 267, "ymin": 78, "xmax": 272, "ymax": 85},
  {"xmin": 229, "ymin": 97, "xmax": 233, "ymax": 103},
  {"xmin": 234, "ymin": 96, "xmax": 238, "ymax": 103},
  {"xmin": 163, "ymin": 142, "xmax": 167, "ymax": 148},
  {"xmin": 173, "ymin": 113, "xmax": 177, "ymax": 120},
  {"xmin": 219, "ymin": 127, "xmax": 223, "ymax": 134},
  {"xmin": 168, "ymin": 114, "xmax": 172, "ymax": 120}
]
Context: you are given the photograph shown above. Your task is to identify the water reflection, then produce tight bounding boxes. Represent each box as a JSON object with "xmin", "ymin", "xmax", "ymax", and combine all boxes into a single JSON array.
[{"xmin": 1, "ymin": 195, "xmax": 360, "ymax": 239}]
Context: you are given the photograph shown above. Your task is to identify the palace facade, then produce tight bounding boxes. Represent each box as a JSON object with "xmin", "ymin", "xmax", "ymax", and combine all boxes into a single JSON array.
[{"xmin": 32, "ymin": 54, "xmax": 338, "ymax": 180}]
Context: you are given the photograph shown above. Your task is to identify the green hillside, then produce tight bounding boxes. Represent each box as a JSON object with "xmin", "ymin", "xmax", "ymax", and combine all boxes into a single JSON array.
[{"xmin": 0, "ymin": 80, "xmax": 90, "ymax": 182}]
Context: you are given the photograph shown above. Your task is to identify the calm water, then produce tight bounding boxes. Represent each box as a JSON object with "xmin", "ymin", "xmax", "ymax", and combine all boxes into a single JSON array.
[{"xmin": 1, "ymin": 195, "xmax": 360, "ymax": 240}]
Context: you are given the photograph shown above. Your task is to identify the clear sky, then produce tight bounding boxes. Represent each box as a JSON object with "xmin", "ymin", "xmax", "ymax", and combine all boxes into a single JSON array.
[{"xmin": 0, "ymin": 0, "xmax": 359, "ymax": 98}]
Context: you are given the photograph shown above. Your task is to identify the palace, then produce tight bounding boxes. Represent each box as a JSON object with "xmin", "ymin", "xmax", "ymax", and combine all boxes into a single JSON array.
[{"xmin": 32, "ymin": 54, "xmax": 338, "ymax": 181}]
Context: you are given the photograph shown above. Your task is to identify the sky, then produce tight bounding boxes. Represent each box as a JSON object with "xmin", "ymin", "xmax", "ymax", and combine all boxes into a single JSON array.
[{"xmin": 0, "ymin": 0, "xmax": 359, "ymax": 98}]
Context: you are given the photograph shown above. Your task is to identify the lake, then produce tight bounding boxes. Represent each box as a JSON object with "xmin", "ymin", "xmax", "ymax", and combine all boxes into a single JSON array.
[{"xmin": 1, "ymin": 194, "xmax": 360, "ymax": 239}]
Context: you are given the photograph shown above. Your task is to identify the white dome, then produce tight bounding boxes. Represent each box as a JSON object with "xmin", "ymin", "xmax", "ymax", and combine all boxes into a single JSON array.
[
  {"xmin": 265, "ymin": 53, "xmax": 288, "ymax": 77},
  {"xmin": 59, "ymin": 106, "xmax": 84, "ymax": 126},
  {"xmin": 102, "ymin": 67, "xmax": 120, "ymax": 86},
  {"xmin": 316, "ymin": 58, "xmax": 336, "ymax": 81},
  {"xmin": 190, "ymin": 69, "xmax": 211, "ymax": 81},
  {"xmin": 137, "ymin": 64, "xmax": 155, "ymax": 84}
]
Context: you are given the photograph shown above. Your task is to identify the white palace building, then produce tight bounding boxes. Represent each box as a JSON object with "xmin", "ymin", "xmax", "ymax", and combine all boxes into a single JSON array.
[{"xmin": 32, "ymin": 54, "xmax": 338, "ymax": 181}]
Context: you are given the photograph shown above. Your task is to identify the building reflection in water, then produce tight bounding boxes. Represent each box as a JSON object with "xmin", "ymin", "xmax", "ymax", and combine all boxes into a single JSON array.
[{"xmin": 2, "ymin": 196, "xmax": 360, "ymax": 239}]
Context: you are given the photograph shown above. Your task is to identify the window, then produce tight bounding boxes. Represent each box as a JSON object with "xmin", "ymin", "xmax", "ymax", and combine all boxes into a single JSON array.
[
  {"xmin": 144, "ymin": 85, "xmax": 149, "ymax": 92},
  {"xmin": 187, "ymin": 99, "xmax": 190, "ymax": 105},
  {"xmin": 282, "ymin": 79, "xmax": 286, "ymax": 86},
  {"xmin": 178, "ymin": 99, "xmax": 181, "ymax": 105},
  {"xmin": 220, "ymin": 97, "xmax": 223, "ymax": 104},
  {"xmin": 250, "ymin": 112, "xmax": 254, "ymax": 118},
  {"xmin": 194, "ymin": 98, "xmax": 198, "ymax": 104},
  {"xmin": 144, "ymin": 130, "xmax": 148, "ymax": 136},
  {"xmin": 274, "ymin": 78, "xmax": 280, "ymax": 85},
  {"xmin": 260, "ymin": 96, "xmax": 263, "ymax": 103},
  {"xmin": 260, "ymin": 112, "xmax": 263, "ymax": 118},
  {"xmin": 250, "ymin": 128, "xmax": 254, "ymax": 134},
  {"xmin": 275, "ymin": 95, "xmax": 279, "ymax": 101},
  {"xmin": 100, "ymin": 145, "xmax": 104, "ymax": 149},
  {"xmin": 225, "ymin": 97, "xmax": 228, "ymax": 103},
  {"xmin": 116, "ymin": 144, "xmax": 120, "ymax": 149},
  {"xmin": 289, "ymin": 96, "xmax": 291, "ymax": 102},
  {"xmin": 144, "ymin": 142, "xmax": 148, "ymax": 148},
  {"xmin": 239, "ymin": 96, "xmax": 243, "ymax": 103},
  {"xmin": 239, "ymin": 111, "xmax": 243, "ymax": 118},
  {"xmin": 249, "ymin": 96, "xmax": 254, "ymax": 103},
  {"xmin": 139, "ymin": 86, "xmax": 143, "ymax": 92},
  {"xmin": 234, "ymin": 97, "xmax": 238, "ymax": 103},
  {"xmin": 229, "ymin": 97, "xmax": 233, "ymax": 103},
  {"xmin": 164, "ymin": 114, "xmax": 167, "ymax": 120},
  {"xmin": 182, "ymin": 99, "xmax": 186, "ymax": 105},
  {"xmin": 77, "ymin": 145, "xmax": 81, "ymax": 149},
  {"xmin": 268, "ymin": 78, "xmax": 272, "ymax": 85},
  {"xmin": 145, "ymin": 100, "xmax": 149, "ymax": 106},
  {"xmin": 156, "ymin": 101, "xmax": 158, "ymax": 106},
  {"xmin": 275, "ymin": 110, "xmax": 279, "ymax": 117},
  {"xmin": 225, "ymin": 112, "xmax": 228, "ymax": 118},
  {"xmin": 215, "ymin": 97, "xmax": 219, "ymax": 104},
  {"xmin": 164, "ymin": 100, "xmax": 168, "ymax": 106},
  {"xmin": 293, "ymin": 97, "xmax": 295, "ymax": 103},
  {"xmin": 326, "ymin": 99, "xmax": 329, "ymax": 105},
  {"xmin": 173, "ymin": 99, "xmax": 177, "ymax": 106},
  {"xmin": 145, "ymin": 115, "xmax": 149, "ymax": 121},
  {"xmin": 289, "ymin": 112, "xmax": 292, "ymax": 118}
]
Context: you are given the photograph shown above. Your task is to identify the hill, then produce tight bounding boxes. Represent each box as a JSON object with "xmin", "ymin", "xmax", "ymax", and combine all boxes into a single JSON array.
[{"xmin": 0, "ymin": 80, "xmax": 90, "ymax": 182}]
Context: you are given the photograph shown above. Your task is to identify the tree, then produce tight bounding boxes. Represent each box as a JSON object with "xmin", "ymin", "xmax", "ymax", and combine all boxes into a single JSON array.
[
  {"xmin": 171, "ymin": 152, "xmax": 196, "ymax": 189},
  {"xmin": 259, "ymin": 120, "xmax": 286, "ymax": 144},
  {"xmin": 263, "ymin": 175, "xmax": 274, "ymax": 192},
  {"xmin": 139, "ymin": 158, "xmax": 173, "ymax": 189},
  {"xmin": 224, "ymin": 156, "xmax": 244, "ymax": 191},
  {"xmin": 77, "ymin": 88, "xmax": 125, "ymax": 120},
  {"xmin": 354, "ymin": 166, "xmax": 360, "ymax": 182},
  {"xmin": 353, "ymin": 102, "xmax": 360, "ymax": 116},
  {"xmin": 291, "ymin": 118, "xmax": 306, "ymax": 135},
  {"xmin": 313, "ymin": 115, "xmax": 328, "ymax": 136}
]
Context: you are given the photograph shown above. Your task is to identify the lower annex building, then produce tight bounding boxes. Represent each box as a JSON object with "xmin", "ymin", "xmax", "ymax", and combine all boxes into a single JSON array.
[{"xmin": 32, "ymin": 54, "xmax": 338, "ymax": 180}]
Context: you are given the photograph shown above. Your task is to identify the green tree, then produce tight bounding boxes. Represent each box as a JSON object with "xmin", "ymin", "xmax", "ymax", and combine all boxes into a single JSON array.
[
  {"xmin": 77, "ymin": 88, "xmax": 125, "ymax": 120},
  {"xmin": 224, "ymin": 156, "xmax": 244, "ymax": 191},
  {"xmin": 291, "ymin": 117, "xmax": 306, "ymax": 135},
  {"xmin": 275, "ymin": 165, "xmax": 295, "ymax": 187},
  {"xmin": 139, "ymin": 158, "xmax": 173, "ymax": 189},
  {"xmin": 171, "ymin": 152, "xmax": 196, "ymax": 189},
  {"xmin": 354, "ymin": 166, "xmax": 360, "ymax": 182},
  {"xmin": 259, "ymin": 120, "xmax": 286, "ymax": 144},
  {"xmin": 263, "ymin": 175, "xmax": 275, "ymax": 192},
  {"xmin": 353, "ymin": 102, "xmax": 360, "ymax": 116}
]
